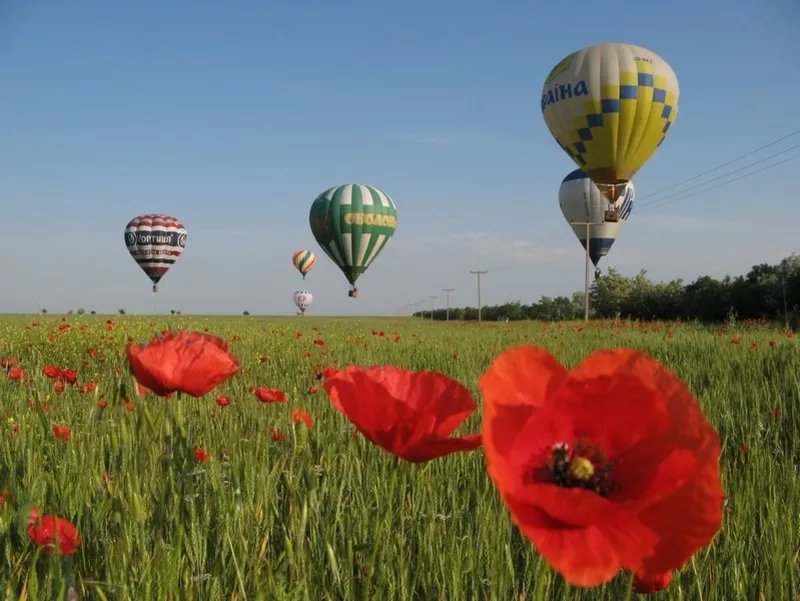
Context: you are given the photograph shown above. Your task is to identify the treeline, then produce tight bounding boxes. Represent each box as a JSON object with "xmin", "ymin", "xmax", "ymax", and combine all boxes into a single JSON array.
[{"xmin": 413, "ymin": 255, "xmax": 800, "ymax": 324}]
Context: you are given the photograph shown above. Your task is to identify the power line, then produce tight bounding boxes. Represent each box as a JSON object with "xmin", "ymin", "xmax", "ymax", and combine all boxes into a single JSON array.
[
  {"xmin": 640, "ymin": 151, "xmax": 800, "ymax": 213},
  {"xmin": 638, "ymin": 142, "xmax": 800, "ymax": 209},
  {"xmin": 637, "ymin": 128, "xmax": 800, "ymax": 202},
  {"xmin": 427, "ymin": 295, "xmax": 437, "ymax": 319}
]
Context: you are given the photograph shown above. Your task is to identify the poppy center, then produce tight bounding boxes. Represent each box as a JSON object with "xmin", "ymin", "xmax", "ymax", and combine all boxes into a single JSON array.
[
  {"xmin": 569, "ymin": 456, "xmax": 594, "ymax": 480},
  {"xmin": 542, "ymin": 440, "xmax": 618, "ymax": 497}
]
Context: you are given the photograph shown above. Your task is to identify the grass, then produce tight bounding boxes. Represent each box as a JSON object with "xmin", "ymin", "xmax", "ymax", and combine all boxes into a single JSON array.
[{"xmin": 0, "ymin": 315, "xmax": 798, "ymax": 601}]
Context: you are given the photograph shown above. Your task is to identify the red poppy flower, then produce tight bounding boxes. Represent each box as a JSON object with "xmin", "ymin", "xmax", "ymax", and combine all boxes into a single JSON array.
[
  {"xmin": 78, "ymin": 382, "xmax": 97, "ymax": 394},
  {"xmin": 126, "ymin": 330, "xmax": 240, "ymax": 397},
  {"xmin": 52, "ymin": 425, "xmax": 72, "ymax": 442},
  {"xmin": 632, "ymin": 570, "xmax": 672, "ymax": 593},
  {"xmin": 254, "ymin": 387, "xmax": 286, "ymax": 403},
  {"xmin": 323, "ymin": 366, "xmax": 482, "ymax": 463},
  {"xmin": 27, "ymin": 507, "xmax": 81, "ymax": 556},
  {"xmin": 270, "ymin": 428, "xmax": 285, "ymax": 441},
  {"xmin": 216, "ymin": 395, "xmax": 231, "ymax": 407},
  {"xmin": 43, "ymin": 365, "xmax": 62, "ymax": 379},
  {"xmin": 61, "ymin": 369, "xmax": 78, "ymax": 384},
  {"xmin": 479, "ymin": 345, "xmax": 724, "ymax": 587},
  {"xmin": 8, "ymin": 368, "xmax": 25, "ymax": 381},
  {"xmin": 194, "ymin": 447, "xmax": 210, "ymax": 462},
  {"xmin": 97, "ymin": 400, "xmax": 108, "ymax": 409},
  {"xmin": 292, "ymin": 409, "xmax": 313, "ymax": 429}
]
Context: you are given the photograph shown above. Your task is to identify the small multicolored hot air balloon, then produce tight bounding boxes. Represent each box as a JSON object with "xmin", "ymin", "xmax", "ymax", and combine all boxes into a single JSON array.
[
  {"xmin": 542, "ymin": 43, "xmax": 678, "ymax": 213},
  {"xmin": 309, "ymin": 184, "xmax": 398, "ymax": 298},
  {"xmin": 292, "ymin": 249, "xmax": 316, "ymax": 279},
  {"xmin": 124, "ymin": 214, "xmax": 187, "ymax": 292},
  {"xmin": 293, "ymin": 290, "xmax": 313, "ymax": 315},
  {"xmin": 559, "ymin": 169, "xmax": 635, "ymax": 266}
]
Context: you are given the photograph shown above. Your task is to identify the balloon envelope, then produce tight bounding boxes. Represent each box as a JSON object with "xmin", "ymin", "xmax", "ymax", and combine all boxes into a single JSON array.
[
  {"xmin": 559, "ymin": 169, "xmax": 635, "ymax": 266},
  {"xmin": 293, "ymin": 290, "xmax": 313, "ymax": 311},
  {"xmin": 124, "ymin": 214, "xmax": 187, "ymax": 291},
  {"xmin": 309, "ymin": 184, "xmax": 397, "ymax": 288},
  {"xmin": 292, "ymin": 249, "xmax": 316, "ymax": 277},
  {"xmin": 542, "ymin": 43, "xmax": 679, "ymax": 193}
]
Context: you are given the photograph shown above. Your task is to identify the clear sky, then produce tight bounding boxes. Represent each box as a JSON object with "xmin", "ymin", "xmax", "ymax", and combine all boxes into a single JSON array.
[{"xmin": 1, "ymin": 0, "xmax": 798, "ymax": 315}]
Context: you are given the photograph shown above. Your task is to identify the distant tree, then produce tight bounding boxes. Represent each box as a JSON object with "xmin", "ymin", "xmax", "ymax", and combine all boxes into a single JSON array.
[
  {"xmin": 176, "ymin": 311, "xmax": 181, "ymax": 315},
  {"xmin": 118, "ymin": 309, "xmax": 126, "ymax": 315},
  {"xmin": 67, "ymin": 309, "xmax": 74, "ymax": 315},
  {"xmin": 170, "ymin": 309, "xmax": 176, "ymax": 315},
  {"xmin": 243, "ymin": 310, "xmax": 250, "ymax": 316},
  {"xmin": 77, "ymin": 308, "xmax": 85, "ymax": 315},
  {"xmin": 41, "ymin": 308, "xmax": 48, "ymax": 314},
  {"xmin": 90, "ymin": 310, "xmax": 96, "ymax": 315}
]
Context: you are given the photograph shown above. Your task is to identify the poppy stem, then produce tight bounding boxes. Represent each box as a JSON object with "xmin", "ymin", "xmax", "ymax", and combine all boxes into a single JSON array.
[
  {"xmin": 532, "ymin": 556, "xmax": 550, "ymax": 601},
  {"xmin": 620, "ymin": 571, "xmax": 635, "ymax": 601}
]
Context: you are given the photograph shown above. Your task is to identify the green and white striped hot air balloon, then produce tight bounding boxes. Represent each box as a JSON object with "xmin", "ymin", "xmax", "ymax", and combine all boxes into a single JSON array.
[{"xmin": 309, "ymin": 184, "xmax": 398, "ymax": 298}]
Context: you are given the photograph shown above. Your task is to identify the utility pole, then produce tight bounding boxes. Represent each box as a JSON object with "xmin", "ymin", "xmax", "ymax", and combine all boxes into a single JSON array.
[
  {"xmin": 441, "ymin": 288, "xmax": 454, "ymax": 321},
  {"xmin": 428, "ymin": 295, "xmax": 437, "ymax": 320},
  {"xmin": 569, "ymin": 222, "xmax": 604, "ymax": 322},
  {"xmin": 469, "ymin": 270, "xmax": 488, "ymax": 322}
]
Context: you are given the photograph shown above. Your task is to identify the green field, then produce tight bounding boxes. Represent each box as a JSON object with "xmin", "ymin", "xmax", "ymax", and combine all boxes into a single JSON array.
[{"xmin": 1, "ymin": 315, "xmax": 798, "ymax": 600}]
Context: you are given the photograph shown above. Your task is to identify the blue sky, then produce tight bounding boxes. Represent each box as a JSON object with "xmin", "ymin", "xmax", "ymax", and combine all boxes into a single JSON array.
[{"xmin": 1, "ymin": 0, "xmax": 798, "ymax": 315}]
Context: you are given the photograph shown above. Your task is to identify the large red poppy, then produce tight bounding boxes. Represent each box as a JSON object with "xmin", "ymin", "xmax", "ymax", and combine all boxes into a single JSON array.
[
  {"xmin": 479, "ymin": 345, "xmax": 724, "ymax": 587},
  {"xmin": 126, "ymin": 330, "xmax": 240, "ymax": 397},
  {"xmin": 27, "ymin": 507, "xmax": 81, "ymax": 556},
  {"xmin": 323, "ymin": 366, "xmax": 482, "ymax": 462}
]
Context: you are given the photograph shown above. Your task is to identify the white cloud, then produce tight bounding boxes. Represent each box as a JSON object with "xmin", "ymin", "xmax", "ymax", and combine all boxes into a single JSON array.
[
  {"xmin": 631, "ymin": 213, "xmax": 738, "ymax": 233},
  {"xmin": 423, "ymin": 232, "xmax": 575, "ymax": 265}
]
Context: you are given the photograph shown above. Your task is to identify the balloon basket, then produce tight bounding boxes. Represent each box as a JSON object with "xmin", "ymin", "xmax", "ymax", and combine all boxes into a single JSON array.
[
  {"xmin": 348, "ymin": 288, "xmax": 359, "ymax": 299},
  {"xmin": 152, "ymin": 284, "xmax": 158, "ymax": 293},
  {"xmin": 596, "ymin": 182, "xmax": 625, "ymax": 203}
]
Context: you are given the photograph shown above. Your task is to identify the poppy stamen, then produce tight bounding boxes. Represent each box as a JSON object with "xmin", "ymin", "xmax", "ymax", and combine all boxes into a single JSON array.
[
  {"xmin": 569, "ymin": 456, "xmax": 595, "ymax": 480},
  {"xmin": 539, "ymin": 439, "xmax": 619, "ymax": 497}
]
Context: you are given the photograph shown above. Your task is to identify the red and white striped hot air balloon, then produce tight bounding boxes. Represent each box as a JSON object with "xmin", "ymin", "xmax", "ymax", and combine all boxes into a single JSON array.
[{"xmin": 124, "ymin": 214, "xmax": 187, "ymax": 292}]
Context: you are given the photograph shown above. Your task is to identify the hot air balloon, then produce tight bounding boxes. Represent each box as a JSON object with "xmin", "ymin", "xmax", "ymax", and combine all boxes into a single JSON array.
[
  {"xmin": 294, "ymin": 290, "xmax": 313, "ymax": 315},
  {"xmin": 542, "ymin": 43, "xmax": 678, "ymax": 214},
  {"xmin": 291, "ymin": 249, "xmax": 316, "ymax": 279},
  {"xmin": 124, "ymin": 214, "xmax": 187, "ymax": 292},
  {"xmin": 309, "ymin": 184, "xmax": 398, "ymax": 298},
  {"xmin": 559, "ymin": 169, "xmax": 635, "ymax": 266}
]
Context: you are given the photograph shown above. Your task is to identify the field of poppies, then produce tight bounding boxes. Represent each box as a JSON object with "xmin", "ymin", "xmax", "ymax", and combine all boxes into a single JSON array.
[{"xmin": 0, "ymin": 315, "xmax": 798, "ymax": 601}]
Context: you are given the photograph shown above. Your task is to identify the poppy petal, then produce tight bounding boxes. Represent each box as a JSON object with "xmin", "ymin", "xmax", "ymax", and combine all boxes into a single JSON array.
[
  {"xmin": 554, "ymin": 375, "xmax": 671, "ymax": 460},
  {"xmin": 507, "ymin": 498, "xmax": 623, "ymax": 587},
  {"xmin": 636, "ymin": 447, "xmax": 724, "ymax": 575},
  {"xmin": 358, "ymin": 367, "xmax": 477, "ymax": 434},
  {"xmin": 400, "ymin": 433, "xmax": 483, "ymax": 462},
  {"xmin": 480, "ymin": 346, "xmax": 569, "ymax": 493},
  {"xmin": 573, "ymin": 350, "xmax": 707, "ymax": 445}
]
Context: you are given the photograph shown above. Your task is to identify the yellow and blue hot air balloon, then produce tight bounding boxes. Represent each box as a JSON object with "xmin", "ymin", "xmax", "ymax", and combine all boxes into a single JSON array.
[{"xmin": 542, "ymin": 43, "xmax": 679, "ymax": 214}]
